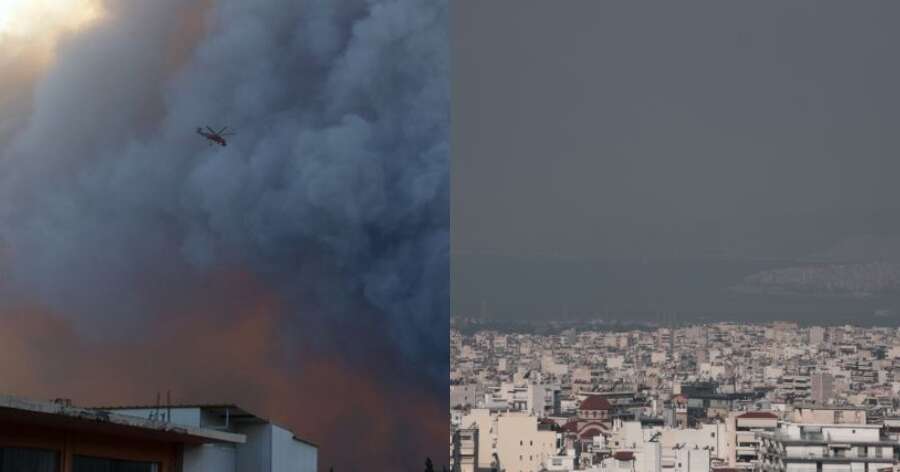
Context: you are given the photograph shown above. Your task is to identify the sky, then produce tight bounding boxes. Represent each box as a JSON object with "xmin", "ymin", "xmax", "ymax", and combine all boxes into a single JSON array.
[
  {"xmin": 452, "ymin": 1, "xmax": 900, "ymax": 320},
  {"xmin": 0, "ymin": 1, "xmax": 448, "ymax": 470},
  {"xmin": 453, "ymin": 1, "xmax": 900, "ymax": 258}
]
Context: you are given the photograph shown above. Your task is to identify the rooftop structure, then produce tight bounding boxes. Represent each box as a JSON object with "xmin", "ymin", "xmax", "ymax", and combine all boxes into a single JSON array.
[{"xmin": 0, "ymin": 394, "xmax": 316, "ymax": 472}]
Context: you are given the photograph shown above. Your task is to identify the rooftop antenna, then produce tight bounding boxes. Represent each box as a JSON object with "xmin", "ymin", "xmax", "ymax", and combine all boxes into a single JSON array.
[{"xmin": 152, "ymin": 392, "xmax": 161, "ymax": 421}]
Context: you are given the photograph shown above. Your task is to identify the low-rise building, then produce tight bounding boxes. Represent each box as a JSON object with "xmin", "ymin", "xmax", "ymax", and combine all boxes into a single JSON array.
[
  {"xmin": 0, "ymin": 394, "xmax": 317, "ymax": 472},
  {"xmin": 791, "ymin": 406, "xmax": 867, "ymax": 425},
  {"xmin": 757, "ymin": 423, "xmax": 895, "ymax": 472},
  {"xmin": 730, "ymin": 411, "xmax": 778, "ymax": 469}
]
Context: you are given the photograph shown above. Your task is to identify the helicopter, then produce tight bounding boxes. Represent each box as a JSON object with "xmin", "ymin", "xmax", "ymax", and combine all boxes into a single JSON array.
[{"xmin": 196, "ymin": 126, "xmax": 235, "ymax": 147}]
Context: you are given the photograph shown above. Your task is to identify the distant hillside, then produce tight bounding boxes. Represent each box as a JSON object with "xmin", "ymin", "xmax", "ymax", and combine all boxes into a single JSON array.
[
  {"xmin": 805, "ymin": 234, "xmax": 900, "ymax": 263},
  {"xmin": 732, "ymin": 261, "xmax": 900, "ymax": 297},
  {"xmin": 451, "ymin": 252, "xmax": 894, "ymax": 323}
]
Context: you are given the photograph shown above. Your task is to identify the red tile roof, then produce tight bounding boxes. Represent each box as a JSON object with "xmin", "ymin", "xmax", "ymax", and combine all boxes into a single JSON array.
[
  {"xmin": 579, "ymin": 395, "xmax": 612, "ymax": 410},
  {"xmin": 738, "ymin": 411, "xmax": 777, "ymax": 419}
]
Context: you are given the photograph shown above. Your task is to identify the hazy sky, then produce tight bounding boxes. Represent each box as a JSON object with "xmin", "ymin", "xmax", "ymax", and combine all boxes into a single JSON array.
[{"xmin": 452, "ymin": 1, "xmax": 900, "ymax": 260}]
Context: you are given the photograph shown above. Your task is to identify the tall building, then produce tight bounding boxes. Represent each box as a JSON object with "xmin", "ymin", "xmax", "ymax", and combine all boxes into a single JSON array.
[
  {"xmin": 811, "ymin": 373, "xmax": 834, "ymax": 405},
  {"xmin": 809, "ymin": 327, "xmax": 826, "ymax": 345},
  {"xmin": 459, "ymin": 409, "xmax": 557, "ymax": 472},
  {"xmin": 729, "ymin": 411, "xmax": 778, "ymax": 468},
  {"xmin": 451, "ymin": 428, "xmax": 479, "ymax": 472}
]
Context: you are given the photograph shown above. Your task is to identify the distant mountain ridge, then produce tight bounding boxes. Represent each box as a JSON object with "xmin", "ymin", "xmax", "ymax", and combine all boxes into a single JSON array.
[
  {"xmin": 805, "ymin": 234, "xmax": 900, "ymax": 263},
  {"xmin": 732, "ymin": 235, "xmax": 900, "ymax": 297}
]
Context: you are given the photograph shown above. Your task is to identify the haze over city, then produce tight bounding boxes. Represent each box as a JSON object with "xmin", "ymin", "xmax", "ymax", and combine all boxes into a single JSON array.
[{"xmin": 452, "ymin": 1, "xmax": 900, "ymax": 324}]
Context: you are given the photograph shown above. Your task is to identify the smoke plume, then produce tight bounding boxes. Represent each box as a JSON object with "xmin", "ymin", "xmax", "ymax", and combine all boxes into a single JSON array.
[{"xmin": 0, "ymin": 0, "xmax": 449, "ymax": 469}]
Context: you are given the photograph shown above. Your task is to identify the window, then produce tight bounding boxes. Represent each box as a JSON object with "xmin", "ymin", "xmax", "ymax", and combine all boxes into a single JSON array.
[
  {"xmin": 73, "ymin": 455, "xmax": 159, "ymax": 472},
  {"xmin": 0, "ymin": 447, "xmax": 59, "ymax": 472}
]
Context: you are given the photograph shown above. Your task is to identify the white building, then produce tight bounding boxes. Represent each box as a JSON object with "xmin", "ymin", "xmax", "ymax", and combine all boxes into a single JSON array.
[
  {"xmin": 459, "ymin": 409, "xmax": 558, "ymax": 472},
  {"xmin": 587, "ymin": 421, "xmax": 716, "ymax": 472},
  {"xmin": 730, "ymin": 411, "xmax": 779, "ymax": 468},
  {"xmin": 100, "ymin": 403, "xmax": 317, "ymax": 472},
  {"xmin": 757, "ymin": 423, "xmax": 896, "ymax": 472}
]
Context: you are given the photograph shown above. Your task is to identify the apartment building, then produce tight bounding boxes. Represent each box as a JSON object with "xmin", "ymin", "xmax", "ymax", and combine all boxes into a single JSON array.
[
  {"xmin": 730, "ymin": 412, "xmax": 778, "ymax": 469},
  {"xmin": 459, "ymin": 409, "xmax": 558, "ymax": 472},
  {"xmin": 451, "ymin": 428, "xmax": 479, "ymax": 472},
  {"xmin": 757, "ymin": 423, "xmax": 896, "ymax": 472}
]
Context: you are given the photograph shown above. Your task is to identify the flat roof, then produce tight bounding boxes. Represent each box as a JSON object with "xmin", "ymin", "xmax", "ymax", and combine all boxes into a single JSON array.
[
  {"xmin": 93, "ymin": 402, "xmax": 318, "ymax": 448},
  {"xmin": 0, "ymin": 395, "xmax": 245, "ymax": 445},
  {"xmin": 90, "ymin": 403, "xmax": 241, "ymax": 411},
  {"xmin": 793, "ymin": 405, "xmax": 867, "ymax": 411}
]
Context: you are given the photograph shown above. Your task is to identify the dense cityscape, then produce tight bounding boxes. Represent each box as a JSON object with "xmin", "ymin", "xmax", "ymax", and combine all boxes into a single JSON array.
[{"xmin": 450, "ymin": 319, "xmax": 900, "ymax": 472}]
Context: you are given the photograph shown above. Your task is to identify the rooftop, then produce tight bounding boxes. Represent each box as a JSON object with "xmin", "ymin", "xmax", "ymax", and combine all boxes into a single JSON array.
[
  {"xmin": 738, "ymin": 411, "xmax": 778, "ymax": 419},
  {"xmin": 580, "ymin": 396, "xmax": 612, "ymax": 411},
  {"xmin": 91, "ymin": 402, "xmax": 317, "ymax": 448},
  {"xmin": 0, "ymin": 394, "xmax": 245, "ymax": 445}
]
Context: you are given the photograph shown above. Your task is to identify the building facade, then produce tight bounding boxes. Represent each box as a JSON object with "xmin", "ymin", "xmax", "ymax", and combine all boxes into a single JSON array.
[{"xmin": 757, "ymin": 423, "xmax": 896, "ymax": 472}]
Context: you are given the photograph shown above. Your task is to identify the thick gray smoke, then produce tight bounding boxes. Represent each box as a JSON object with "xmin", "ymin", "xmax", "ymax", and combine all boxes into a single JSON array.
[{"xmin": 0, "ymin": 0, "xmax": 448, "ymax": 387}]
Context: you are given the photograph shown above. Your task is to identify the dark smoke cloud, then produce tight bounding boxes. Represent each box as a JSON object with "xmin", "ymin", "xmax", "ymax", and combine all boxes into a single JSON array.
[{"xmin": 0, "ymin": 0, "xmax": 448, "ymax": 469}]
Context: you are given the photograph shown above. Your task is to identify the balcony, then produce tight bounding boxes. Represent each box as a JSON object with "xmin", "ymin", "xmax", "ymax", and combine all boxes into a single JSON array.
[{"xmin": 780, "ymin": 454, "xmax": 895, "ymax": 464}]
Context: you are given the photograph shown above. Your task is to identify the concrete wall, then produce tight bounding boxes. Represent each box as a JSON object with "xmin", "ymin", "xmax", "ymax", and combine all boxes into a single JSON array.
[
  {"xmin": 271, "ymin": 425, "xmax": 316, "ymax": 472},
  {"xmin": 823, "ymin": 426, "xmax": 879, "ymax": 442},
  {"xmin": 792, "ymin": 409, "xmax": 866, "ymax": 425},
  {"xmin": 234, "ymin": 423, "xmax": 271, "ymax": 472},
  {"xmin": 495, "ymin": 414, "xmax": 556, "ymax": 472},
  {"xmin": 786, "ymin": 463, "xmax": 816, "ymax": 472},
  {"xmin": 785, "ymin": 445, "xmax": 825, "ymax": 457},
  {"xmin": 736, "ymin": 418, "xmax": 777, "ymax": 429},
  {"xmin": 822, "ymin": 464, "xmax": 852, "ymax": 472},
  {"xmin": 183, "ymin": 444, "xmax": 237, "ymax": 472}
]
